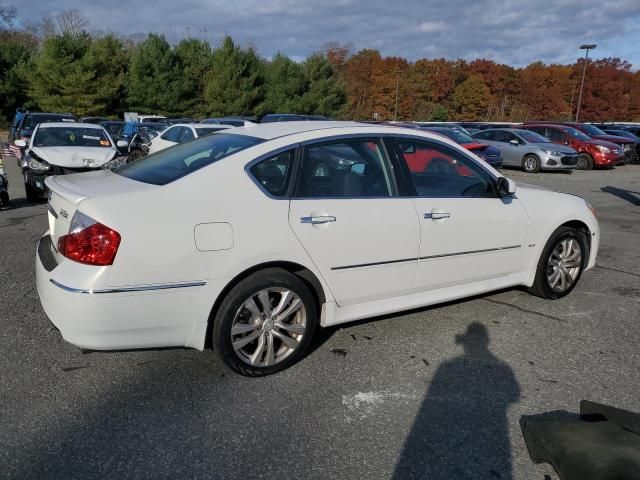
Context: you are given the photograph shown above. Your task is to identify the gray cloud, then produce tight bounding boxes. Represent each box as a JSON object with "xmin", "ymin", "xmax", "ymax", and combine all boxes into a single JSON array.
[{"xmin": 18, "ymin": 0, "xmax": 640, "ymax": 66}]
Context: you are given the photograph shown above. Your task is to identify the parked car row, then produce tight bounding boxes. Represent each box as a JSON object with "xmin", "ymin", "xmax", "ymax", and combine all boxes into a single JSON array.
[{"xmin": 386, "ymin": 120, "xmax": 639, "ymax": 172}]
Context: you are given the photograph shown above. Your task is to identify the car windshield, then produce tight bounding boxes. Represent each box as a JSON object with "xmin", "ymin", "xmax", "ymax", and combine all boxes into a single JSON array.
[
  {"xmin": 517, "ymin": 130, "xmax": 549, "ymax": 143},
  {"xmin": 564, "ymin": 127, "xmax": 590, "ymax": 140},
  {"xmin": 117, "ymin": 133, "xmax": 263, "ymax": 185},
  {"xmin": 103, "ymin": 123, "xmax": 124, "ymax": 136},
  {"xmin": 606, "ymin": 130, "xmax": 636, "ymax": 140},
  {"xmin": 32, "ymin": 127, "xmax": 112, "ymax": 148},
  {"xmin": 436, "ymin": 129, "xmax": 475, "ymax": 144},
  {"xmin": 22, "ymin": 115, "xmax": 74, "ymax": 130},
  {"xmin": 580, "ymin": 124, "xmax": 606, "ymax": 136}
]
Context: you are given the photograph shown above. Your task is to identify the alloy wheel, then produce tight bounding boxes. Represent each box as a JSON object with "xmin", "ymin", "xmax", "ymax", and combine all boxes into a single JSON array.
[
  {"xmin": 524, "ymin": 157, "xmax": 537, "ymax": 172},
  {"xmin": 231, "ymin": 288, "xmax": 307, "ymax": 367},
  {"xmin": 546, "ymin": 238, "xmax": 582, "ymax": 293}
]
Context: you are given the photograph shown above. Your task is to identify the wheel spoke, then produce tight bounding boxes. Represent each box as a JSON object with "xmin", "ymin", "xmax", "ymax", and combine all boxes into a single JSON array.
[
  {"xmin": 549, "ymin": 269, "xmax": 561, "ymax": 288},
  {"xmin": 272, "ymin": 330, "xmax": 300, "ymax": 350},
  {"xmin": 249, "ymin": 333, "xmax": 266, "ymax": 365},
  {"xmin": 232, "ymin": 329, "xmax": 262, "ymax": 350},
  {"xmin": 271, "ymin": 290, "xmax": 294, "ymax": 317},
  {"xmin": 231, "ymin": 323, "xmax": 260, "ymax": 336},
  {"xmin": 274, "ymin": 298, "xmax": 303, "ymax": 322},
  {"xmin": 257, "ymin": 290, "xmax": 271, "ymax": 317},
  {"xmin": 276, "ymin": 322, "xmax": 306, "ymax": 335},
  {"xmin": 265, "ymin": 332, "xmax": 275, "ymax": 366},
  {"xmin": 244, "ymin": 297, "xmax": 261, "ymax": 317}
]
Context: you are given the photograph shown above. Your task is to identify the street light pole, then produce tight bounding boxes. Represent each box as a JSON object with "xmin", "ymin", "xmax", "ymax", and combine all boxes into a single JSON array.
[{"xmin": 575, "ymin": 44, "xmax": 596, "ymax": 122}]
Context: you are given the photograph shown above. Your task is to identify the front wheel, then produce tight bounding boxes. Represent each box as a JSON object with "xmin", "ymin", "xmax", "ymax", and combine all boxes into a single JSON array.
[
  {"xmin": 212, "ymin": 268, "xmax": 317, "ymax": 376},
  {"xmin": 528, "ymin": 226, "xmax": 588, "ymax": 299},
  {"xmin": 521, "ymin": 154, "xmax": 541, "ymax": 173},
  {"xmin": 577, "ymin": 153, "xmax": 593, "ymax": 170}
]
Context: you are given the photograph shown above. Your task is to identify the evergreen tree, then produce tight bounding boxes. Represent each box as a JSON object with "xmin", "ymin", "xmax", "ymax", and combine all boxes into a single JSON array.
[
  {"xmin": 300, "ymin": 53, "xmax": 346, "ymax": 117},
  {"xmin": 261, "ymin": 52, "xmax": 305, "ymax": 114},
  {"xmin": 204, "ymin": 36, "xmax": 265, "ymax": 116}
]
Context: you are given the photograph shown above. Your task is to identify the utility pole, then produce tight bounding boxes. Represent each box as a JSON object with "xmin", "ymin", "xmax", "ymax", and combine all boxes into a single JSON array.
[{"xmin": 575, "ymin": 44, "xmax": 597, "ymax": 122}]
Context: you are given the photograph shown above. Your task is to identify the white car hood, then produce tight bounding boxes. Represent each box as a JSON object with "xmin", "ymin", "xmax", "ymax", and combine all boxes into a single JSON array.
[{"xmin": 31, "ymin": 146, "xmax": 116, "ymax": 168}]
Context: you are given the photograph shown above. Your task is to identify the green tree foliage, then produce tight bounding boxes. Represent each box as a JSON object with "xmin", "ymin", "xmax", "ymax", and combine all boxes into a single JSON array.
[
  {"xmin": 173, "ymin": 38, "xmax": 214, "ymax": 117},
  {"xmin": 299, "ymin": 53, "xmax": 346, "ymax": 117},
  {"xmin": 27, "ymin": 33, "xmax": 128, "ymax": 116},
  {"xmin": 126, "ymin": 34, "xmax": 177, "ymax": 115},
  {"xmin": 262, "ymin": 52, "xmax": 306, "ymax": 114},
  {"xmin": 0, "ymin": 30, "xmax": 37, "ymax": 122},
  {"xmin": 204, "ymin": 36, "xmax": 265, "ymax": 116},
  {"xmin": 451, "ymin": 74, "xmax": 492, "ymax": 120}
]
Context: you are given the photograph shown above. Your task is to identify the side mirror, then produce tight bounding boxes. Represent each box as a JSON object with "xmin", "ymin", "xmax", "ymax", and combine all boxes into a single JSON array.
[
  {"xmin": 509, "ymin": 139, "xmax": 519, "ymax": 146},
  {"xmin": 14, "ymin": 139, "xmax": 27, "ymax": 148},
  {"xmin": 351, "ymin": 163, "xmax": 365, "ymax": 175},
  {"xmin": 497, "ymin": 177, "xmax": 516, "ymax": 197},
  {"xmin": 116, "ymin": 140, "xmax": 129, "ymax": 149}
]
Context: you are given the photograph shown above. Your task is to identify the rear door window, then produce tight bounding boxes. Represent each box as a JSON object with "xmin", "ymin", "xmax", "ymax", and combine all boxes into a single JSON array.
[{"xmin": 294, "ymin": 139, "xmax": 395, "ymax": 198}]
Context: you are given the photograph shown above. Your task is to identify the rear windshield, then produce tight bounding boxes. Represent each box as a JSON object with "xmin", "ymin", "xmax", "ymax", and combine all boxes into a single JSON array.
[
  {"xmin": 116, "ymin": 133, "xmax": 263, "ymax": 185},
  {"xmin": 32, "ymin": 127, "xmax": 112, "ymax": 148},
  {"xmin": 22, "ymin": 115, "xmax": 75, "ymax": 130}
]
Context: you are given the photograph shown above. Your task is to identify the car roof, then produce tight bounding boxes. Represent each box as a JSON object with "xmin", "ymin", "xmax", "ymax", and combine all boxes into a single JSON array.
[
  {"xmin": 36, "ymin": 122, "xmax": 103, "ymax": 129},
  {"xmin": 172, "ymin": 123, "xmax": 232, "ymax": 129},
  {"xmin": 223, "ymin": 121, "xmax": 468, "ymax": 144}
]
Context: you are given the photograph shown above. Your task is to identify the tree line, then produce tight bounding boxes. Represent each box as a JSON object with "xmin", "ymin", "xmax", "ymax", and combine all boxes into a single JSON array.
[{"xmin": 1, "ymin": 7, "xmax": 639, "ymax": 126}]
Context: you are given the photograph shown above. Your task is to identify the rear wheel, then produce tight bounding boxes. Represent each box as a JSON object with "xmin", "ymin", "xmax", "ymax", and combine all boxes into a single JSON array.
[
  {"xmin": 577, "ymin": 153, "xmax": 593, "ymax": 170},
  {"xmin": 528, "ymin": 226, "xmax": 587, "ymax": 299},
  {"xmin": 521, "ymin": 154, "xmax": 541, "ymax": 173},
  {"xmin": 212, "ymin": 268, "xmax": 317, "ymax": 376}
]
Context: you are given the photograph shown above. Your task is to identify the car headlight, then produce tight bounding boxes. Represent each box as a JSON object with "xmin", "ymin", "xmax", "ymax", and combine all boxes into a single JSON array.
[
  {"xmin": 101, "ymin": 155, "xmax": 128, "ymax": 170},
  {"xmin": 595, "ymin": 145, "xmax": 611, "ymax": 154},
  {"xmin": 27, "ymin": 155, "xmax": 50, "ymax": 172},
  {"xmin": 541, "ymin": 148, "xmax": 562, "ymax": 156}
]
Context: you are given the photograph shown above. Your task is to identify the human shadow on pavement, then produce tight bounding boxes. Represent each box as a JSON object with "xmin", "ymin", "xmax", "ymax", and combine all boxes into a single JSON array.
[
  {"xmin": 392, "ymin": 323, "xmax": 520, "ymax": 480},
  {"xmin": 601, "ymin": 186, "xmax": 640, "ymax": 206}
]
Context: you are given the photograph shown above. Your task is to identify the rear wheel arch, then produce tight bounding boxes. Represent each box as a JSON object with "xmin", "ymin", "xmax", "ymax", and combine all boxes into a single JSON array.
[{"xmin": 205, "ymin": 261, "xmax": 326, "ymax": 349}]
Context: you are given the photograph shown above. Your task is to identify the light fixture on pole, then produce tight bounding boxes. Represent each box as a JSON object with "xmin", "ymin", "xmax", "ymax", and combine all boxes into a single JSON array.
[{"xmin": 575, "ymin": 44, "xmax": 596, "ymax": 122}]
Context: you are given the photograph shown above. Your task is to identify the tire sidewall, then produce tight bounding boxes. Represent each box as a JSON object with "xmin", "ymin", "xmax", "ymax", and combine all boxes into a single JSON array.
[
  {"xmin": 535, "ymin": 227, "xmax": 588, "ymax": 299},
  {"xmin": 213, "ymin": 269, "xmax": 318, "ymax": 376}
]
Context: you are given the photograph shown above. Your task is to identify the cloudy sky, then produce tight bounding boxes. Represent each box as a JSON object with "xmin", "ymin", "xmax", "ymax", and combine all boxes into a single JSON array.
[{"xmin": 19, "ymin": 0, "xmax": 640, "ymax": 67}]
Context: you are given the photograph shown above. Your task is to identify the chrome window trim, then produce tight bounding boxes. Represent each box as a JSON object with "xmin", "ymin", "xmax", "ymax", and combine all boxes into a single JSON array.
[{"xmin": 49, "ymin": 279, "xmax": 206, "ymax": 294}]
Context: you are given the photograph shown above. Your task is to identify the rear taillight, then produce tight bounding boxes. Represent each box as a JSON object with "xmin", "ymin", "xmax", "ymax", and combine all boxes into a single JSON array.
[{"xmin": 58, "ymin": 213, "xmax": 120, "ymax": 266}]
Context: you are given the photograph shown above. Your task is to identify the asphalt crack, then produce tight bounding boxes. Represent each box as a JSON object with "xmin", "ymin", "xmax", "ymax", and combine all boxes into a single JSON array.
[
  {"xmin": 596, "ymin": 264, "xmax": 640, "ymax": 279},
  {"xmin": 483, "ymin": 299, "xmax": 566, "ymax": 323}
]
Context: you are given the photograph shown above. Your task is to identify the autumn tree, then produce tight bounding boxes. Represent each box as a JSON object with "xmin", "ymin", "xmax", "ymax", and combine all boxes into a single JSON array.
[{"xmin": 451, "ymin": 74, "xmax": 491, "ymax": 120}]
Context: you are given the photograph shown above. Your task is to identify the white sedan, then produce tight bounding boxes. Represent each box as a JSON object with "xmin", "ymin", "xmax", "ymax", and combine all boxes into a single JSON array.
[
  {"xmin": 148, "ymin": 123, "xmax": 231, "ymax": 153},
  {"xmin": 37, "ymin": 122, "xmax": 599, "ymax": 376}
]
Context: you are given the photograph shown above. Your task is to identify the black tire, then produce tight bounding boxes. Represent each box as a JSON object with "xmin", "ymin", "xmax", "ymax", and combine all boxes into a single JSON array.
[
  {"xmin": 528, "ymin": 226, "xmax": 588, "ymax": 300},
  {"xmin": 577, "ymin": 153, "xmax": 593, "ymax": 170},
  {"xmin": 25, "ymin": 182, "xmax": 40, "ymax": 202},
  {"xmin": 521, "ymin": 154, "xmax": 541, "ymax": 173},
  {"xmin": 212, "ymin": 268, "xmax": 318, "ymax": 376},
  {"xmin": 0, "ymin": 191, "xmax": 8, "ymax": 209}
]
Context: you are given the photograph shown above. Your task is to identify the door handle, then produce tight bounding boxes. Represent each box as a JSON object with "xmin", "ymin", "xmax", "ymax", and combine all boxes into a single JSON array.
[
  {"xmin": 300, "ymin": 215, "xmax": 337, "ymax": 224},
  {"xmin": 424, "ymin": 212, "xmax": 450, "ymax": 220}
]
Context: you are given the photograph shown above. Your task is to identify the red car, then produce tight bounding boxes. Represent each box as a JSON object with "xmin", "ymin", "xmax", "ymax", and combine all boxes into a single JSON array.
[
  {"xmin": 522, "ymin": 124, "xmax": 624, "ymax": 169},
  {"xmin": 527, "ymin": 122, "xmax": 635, "ymax": 164}
]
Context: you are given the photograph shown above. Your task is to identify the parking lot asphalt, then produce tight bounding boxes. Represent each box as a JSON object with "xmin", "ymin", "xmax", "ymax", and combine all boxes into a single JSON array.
[{"xmin": 1, "ymin": 152, "xmax": 639, "ymax": 480}]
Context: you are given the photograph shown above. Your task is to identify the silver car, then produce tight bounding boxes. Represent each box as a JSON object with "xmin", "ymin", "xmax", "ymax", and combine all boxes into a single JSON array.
[{"xmin": 472, "ymin": 128, "xmax": 579, "ymax": 173}]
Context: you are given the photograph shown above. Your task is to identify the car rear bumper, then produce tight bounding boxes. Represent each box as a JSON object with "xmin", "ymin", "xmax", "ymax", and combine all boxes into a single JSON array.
[{"xmin": 36, "ymin": 233, "xmax": 218, "ymax": 351}]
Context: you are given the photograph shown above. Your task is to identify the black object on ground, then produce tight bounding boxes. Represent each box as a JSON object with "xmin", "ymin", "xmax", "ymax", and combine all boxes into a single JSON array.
[{"xmin": 521, "ymin": 400, "xmax": 640, "ymax": 480}]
